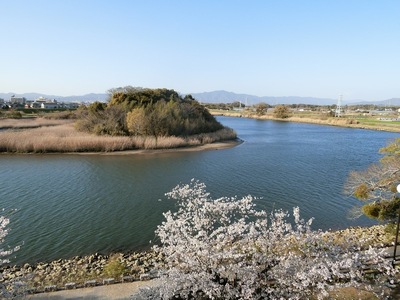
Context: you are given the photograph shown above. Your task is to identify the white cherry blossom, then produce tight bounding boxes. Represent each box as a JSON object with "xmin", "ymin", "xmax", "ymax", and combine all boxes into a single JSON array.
[{"xmin": 142, "ymin": 180, "xmax": 396, "ymax": 299}]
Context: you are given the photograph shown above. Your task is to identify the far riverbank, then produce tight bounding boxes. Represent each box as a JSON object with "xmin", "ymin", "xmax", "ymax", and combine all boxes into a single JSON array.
[{"xmin": 210, "ymin": 110, "xmax": 400, "ymax": 133}]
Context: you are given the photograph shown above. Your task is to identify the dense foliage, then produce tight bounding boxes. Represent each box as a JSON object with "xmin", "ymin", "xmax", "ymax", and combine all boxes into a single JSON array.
[
  {"xmin": 254, "ymin": 102, "xmax": 269, "ymax": 116},
  {"xmin": 273, "ymin": 105, "xmax": 290, "ymax": 119},
  {"xmin": 75, "ymin": 104, "xmax": 128, "ymax": 136},
  {"xmin": 140, "ymin": 180, "xmax": 395, "ymax": 299},
  {"xmin": 76, "ymin": 87, "xmax": 224, "ymax": 137},
  {"xmin": 345, "ymin": 138, "xmax": 400, "ymax": 222}
]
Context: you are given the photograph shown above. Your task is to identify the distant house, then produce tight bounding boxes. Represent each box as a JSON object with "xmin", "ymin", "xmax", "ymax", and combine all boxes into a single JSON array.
[
  {"xmin": 41, "ymin": 102, "xmax": 59, "ymax": 109},
  {"xmin": 31, "ymin": 102, "xmax": 42, "ymax": 108},
  {"xmin": 0, "ymin": 98, "xmax": 4, "ymax": 105},
  {"xmin": 25, "ymin": 100, "xmax": 34, "ymax": 108},
  {"xmin": 63, "ymin": 102, "xmax": 80, "ymax": 109},
  {"xmin": 10, "ymin": 96, "xmax": 26, "ymax": 107}
]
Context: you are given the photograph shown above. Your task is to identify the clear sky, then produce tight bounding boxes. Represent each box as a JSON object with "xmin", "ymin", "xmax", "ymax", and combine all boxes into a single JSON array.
[{"xmin": 1, "ymin": 0, "xmax": 399, "ymax": 101}]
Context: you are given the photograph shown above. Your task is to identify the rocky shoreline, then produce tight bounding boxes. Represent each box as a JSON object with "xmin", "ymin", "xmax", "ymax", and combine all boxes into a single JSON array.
[
  {"xmin": 1, "ymin": 250, "xmax": 163, "ymax": 294},
  {"xmin": 0, "ymin": 225, "xmax": 395, "ymax": 295}
]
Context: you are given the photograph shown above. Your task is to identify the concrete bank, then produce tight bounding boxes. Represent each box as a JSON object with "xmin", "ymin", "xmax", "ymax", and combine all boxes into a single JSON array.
[{"xmin": 27, "ymin": 279, "xmax": 160, "ymax": 300}]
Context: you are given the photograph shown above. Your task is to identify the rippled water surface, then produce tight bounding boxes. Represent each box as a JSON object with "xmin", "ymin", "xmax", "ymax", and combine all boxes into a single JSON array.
[{"xmin": 1, "ymin": 117, "xmax": 398, "ymax": 265}]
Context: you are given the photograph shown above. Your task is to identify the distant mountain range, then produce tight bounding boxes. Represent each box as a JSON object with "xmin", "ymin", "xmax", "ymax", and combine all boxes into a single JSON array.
[
  {"xmin": 190, "ymin": 91, "xmax": 400, "ymax": 106},
  {"xmin": 190, "ymin": 91, "xmax": 337, "ymax": 105},
  {"xmin": 1, "ymin": 90, "xmax": 399, "ymax": 106}
]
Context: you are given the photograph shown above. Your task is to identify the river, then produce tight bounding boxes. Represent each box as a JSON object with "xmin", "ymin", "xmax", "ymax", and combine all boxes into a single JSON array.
[{"xmin": 1, "ymin": 116, "xmax": 398, "ymax": 265}]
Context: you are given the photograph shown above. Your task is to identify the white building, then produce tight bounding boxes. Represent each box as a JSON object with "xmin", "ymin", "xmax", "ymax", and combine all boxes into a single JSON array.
[{"xmin": 41, "ymin": 102, "xmax": 59, "ymax": 109}]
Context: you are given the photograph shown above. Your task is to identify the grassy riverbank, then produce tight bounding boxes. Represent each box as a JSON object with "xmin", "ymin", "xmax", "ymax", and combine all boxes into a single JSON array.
[
  {"xmin": 0, "ymin": 118, "xmax": 237, "ymax": 153},
  {"xmin": 210, "ymin": 109, "xmax": 400, "ymax": 133}
]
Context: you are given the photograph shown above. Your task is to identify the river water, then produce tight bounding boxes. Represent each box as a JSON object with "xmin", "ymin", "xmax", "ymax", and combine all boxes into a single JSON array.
[{"xmin": 1, "ymin": 117, "xmax": 398, "ymax": 265}]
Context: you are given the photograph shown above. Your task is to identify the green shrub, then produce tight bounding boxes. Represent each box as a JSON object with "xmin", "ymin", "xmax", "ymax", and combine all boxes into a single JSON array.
[
  {"xmin": 361, "ymin": 203, "xmax": 380, "ymax": 219},
  {"xmin": 361, "ymin": 198, "xmax": 400, "ymax": 221},
  {"xmin": 75, "ymin": 105, "xmax": 128, "ymax": 136},
  {"xmin": 103, "ymin": 255, "xmax": 128, "ymax": 278},
  {"xmin": 273, "ymin": 105, "xmax": 290, "ymax": 118},
  {"xmin": 354, "ymin": 183, "xmax": 369, "ymax": 200},
  {"xmin": 384, "ymin": 222, "xmax": 397, "ymax": 236}
]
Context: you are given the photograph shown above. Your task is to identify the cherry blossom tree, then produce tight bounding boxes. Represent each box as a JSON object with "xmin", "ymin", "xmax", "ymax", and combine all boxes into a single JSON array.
[
  {"xmin": 1, "ymin": 212, "xmax": 24, "ymax": 299},
  {"xmin": 142, "ymin": 180, "xmax": 396, "ymax": 299},
  {"xmin": 0, "ymin": 214, "xmax": 13, "ymax": 265}
]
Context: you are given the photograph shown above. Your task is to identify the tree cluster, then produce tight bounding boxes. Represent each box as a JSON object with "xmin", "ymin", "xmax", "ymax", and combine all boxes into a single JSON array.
[
  {"xmin": 254, "ymin": 102, "xmax": 269, "ymax": 115},
  {"xmin": 345, "ymin": 138, "xmax": 400, "ymax": 223},
  {"xmin": 273, "ymin": 105, "xmax": 291, "ymax": 118},
  {"xmin": 203, "ymin": 102, "xmax": 247, "ymax": 110},
  {"xmin": 75, "ymin": 87, "xmax": 224, "ymax": 137}
]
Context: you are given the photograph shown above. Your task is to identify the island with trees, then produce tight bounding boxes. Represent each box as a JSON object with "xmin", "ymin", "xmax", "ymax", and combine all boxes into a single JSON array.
[{"xmin": 0, "ymin": 87, "xmax": 237, "ymax": 153}]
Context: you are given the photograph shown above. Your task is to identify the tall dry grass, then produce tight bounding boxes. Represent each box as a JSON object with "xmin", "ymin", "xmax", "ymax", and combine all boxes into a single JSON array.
[
  {"xmin": 288, "ymin": 116, "xmax": 360, "ymax": 125},
  {"xmin": 0, "ymin": 118, "xmax": 72, "ymax": 129},
  {"xmin": 0, "ymin": 121, "xmax": 237, "ymax": 153}
]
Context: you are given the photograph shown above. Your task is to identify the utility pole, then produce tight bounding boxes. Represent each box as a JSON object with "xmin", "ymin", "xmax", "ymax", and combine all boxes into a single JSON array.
[{"xmin": 335, "ymin": 95, "xmax": 343, "ymax": 117}]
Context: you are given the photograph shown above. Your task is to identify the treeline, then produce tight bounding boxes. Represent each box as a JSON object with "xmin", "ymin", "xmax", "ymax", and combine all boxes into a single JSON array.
[
  {"xmin": 203, "ymin": 102, "xmax": 250, "ymax": 110},
  {"xmin": 75, "ymin": 87, "xmax": 224, "ymax": 137}
]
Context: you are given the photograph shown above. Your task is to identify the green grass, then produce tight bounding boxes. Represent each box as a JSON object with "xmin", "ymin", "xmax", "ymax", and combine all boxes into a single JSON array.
[{"xmin": 355, "ymin": 117, "xmax": 400, "ymax": 129}]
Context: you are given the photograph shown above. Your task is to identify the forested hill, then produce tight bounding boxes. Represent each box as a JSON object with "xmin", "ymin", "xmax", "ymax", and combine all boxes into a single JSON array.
[{"xmin": 75, "ymin": 87, "xmax": 224, "ymax": 137}]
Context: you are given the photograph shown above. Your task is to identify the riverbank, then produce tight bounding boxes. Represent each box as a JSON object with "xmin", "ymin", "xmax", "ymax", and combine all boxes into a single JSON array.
[
  {"xmin": 72, "ymin": 138, "xmax": 242, "ymax": 156},
  {"xmin": 210, "ymin": 110, "xmax": 400, "ymax": 133},
  {"xmin": 1, "ymin": 224, "xmax": 395, "ymax": 296},
  {"xmin": 1, "ymin": 250, "xmax": 162, "ymax": 295},
  {"xmin": 0, "ymin": 118, "xmax": 238, "ymax": 154}
]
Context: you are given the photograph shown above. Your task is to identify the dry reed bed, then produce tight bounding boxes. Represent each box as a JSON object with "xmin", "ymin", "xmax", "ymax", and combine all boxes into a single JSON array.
[
  {"xmin": 0, "ymin": 118, "xmax": 72, "ymax": 129},
  {"xmin": 0, "ymin": 123, "xmax": 237, "ymax": 153}
]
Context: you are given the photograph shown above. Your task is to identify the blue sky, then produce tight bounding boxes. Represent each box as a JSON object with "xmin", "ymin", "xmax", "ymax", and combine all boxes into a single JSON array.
[{"xmin": 1, "ymin": 0, "xmax": 399, "ymax": 101}]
